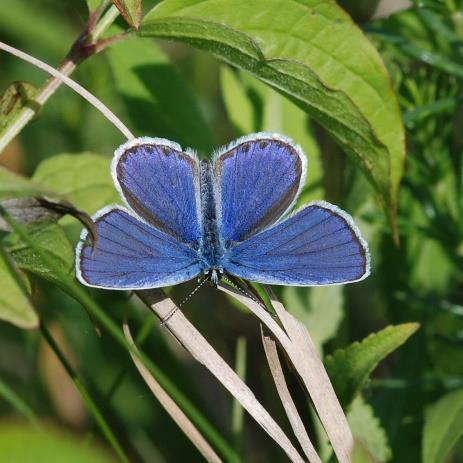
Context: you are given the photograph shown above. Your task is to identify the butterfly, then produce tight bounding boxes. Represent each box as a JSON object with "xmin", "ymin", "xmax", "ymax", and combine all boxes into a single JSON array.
[{"xmin": 76, "ymin": 133, "xmax": 370, "ymax": 290}]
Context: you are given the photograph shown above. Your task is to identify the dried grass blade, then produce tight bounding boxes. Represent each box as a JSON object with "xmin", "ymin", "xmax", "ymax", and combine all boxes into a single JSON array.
[
  {"xmin": 265, "ymin": 287, "xmax": 354, "ymax": 463},
  {"xmin": 261, "ymin": 326, "xmax": 322, "ymax": 463},
  {"xmin": 123, "ymin": 322, "xmax": 222, "ymax": 463},
  {"xmin": 136, "ymin": 289, "xmax": 305, "ymax": 463}
]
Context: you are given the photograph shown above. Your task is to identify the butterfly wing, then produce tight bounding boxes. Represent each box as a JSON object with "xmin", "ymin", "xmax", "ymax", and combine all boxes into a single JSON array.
[
  {"xmin": 113, "ymin": 137, "xmax": 201, "ymax": 244},
  {"xmin": 76, "ymin": 207, "xmax": 202, "ymax": 289},
  {"xmin": 224, "ymin": 201, "xmax": 370, "ymax": 285},
  {"xmin": 213, "ymin": 133, "xmax": 306, "ymax": 243}
]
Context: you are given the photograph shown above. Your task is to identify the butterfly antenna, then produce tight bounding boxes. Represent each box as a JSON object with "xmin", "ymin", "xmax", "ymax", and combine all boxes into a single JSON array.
[
  {"xmin": 160, "ymin": 276, "xmax": 208, "ymax": 326},
  {"xmin": 221, "ymin": 275, "xmax": 269, "ymax": 312}
]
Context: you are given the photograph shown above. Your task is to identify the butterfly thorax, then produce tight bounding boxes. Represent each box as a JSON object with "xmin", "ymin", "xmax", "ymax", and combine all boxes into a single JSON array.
[{"xmin": 199, "ymin": 160, "xmax": 224, "ymax": 274}]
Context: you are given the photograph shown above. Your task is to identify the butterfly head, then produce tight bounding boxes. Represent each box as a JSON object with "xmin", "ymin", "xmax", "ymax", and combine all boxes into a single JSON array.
[{"xmin": 204, "ymin": 267, "xmax": 224, "ymax": 288}]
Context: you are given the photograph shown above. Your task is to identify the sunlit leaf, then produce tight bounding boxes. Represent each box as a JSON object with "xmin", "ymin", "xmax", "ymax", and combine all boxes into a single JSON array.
[
  {"xmin": 111, "ymin": 0, "xmax": 143, "ymax": 29},
  {"xmin": 141, "ymin": 0, "xmax": 405, "ymax": 226},
  {"xmin": 0, "ymin": 247, "xmax": 38, "ymax": 329},
  {"xmin": 423, "ymin": 388, "xmax": 463, "ymax": 463},
  {"xmin": 0, "ymin": 422, "xmax": 112, "ymax": 463},
  {"xmin": 0, "ymin": 167, "xmax": 51, "ymax": 200},
  {"xmin": 107, "ymin": 36, "xmax": 214, "ymax": 154},
  {"xmin": 220, "ymin": 66, "xmax": 256, "ymax": 134},
  {"xmin": 32, "ymin": 153, "xmax": 119, "ymax": 221},
  {"xmin": 325, "ymin": 323, "xmax": 419, "ymax": 408}
]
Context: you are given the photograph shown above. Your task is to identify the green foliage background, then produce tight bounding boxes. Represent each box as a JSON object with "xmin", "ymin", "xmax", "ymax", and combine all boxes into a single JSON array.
[{"xmin": 0, "ymin": 0, "xmax": 462, "ymax": 462}]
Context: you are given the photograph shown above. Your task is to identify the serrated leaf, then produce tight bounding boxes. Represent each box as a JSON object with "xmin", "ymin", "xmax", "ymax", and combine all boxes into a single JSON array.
[
  {"xmin": 32, "ymin": 153, "xmax": 120, "ymax": 221},
  {"xmin": 348, "ymin": 396, "xmax": 391, "ymax": 463},
  {"xmin": 111, "ymin": 0, "xmax": 143, "ymax": 29},
  {"xmin": 0, "ymin": 247, "xmax": 38, "ymax": 329},
  {"xmin": 7, "ymin": 220, "xmax": 75, "ymax": 286},
  {"xmin": 107, "ymin": 36, "xmax": 214, "ymax": 154},
  {"xmin": 325, "ymin": 323, "xmax": 419, "ymax": 408},
  {"xmin": 423, "ymin": 388, "xmax": 463, "ymax": 463},
  {"xmin": 140, "ymin": 0, "xmax": 405, "ymax": 227}
]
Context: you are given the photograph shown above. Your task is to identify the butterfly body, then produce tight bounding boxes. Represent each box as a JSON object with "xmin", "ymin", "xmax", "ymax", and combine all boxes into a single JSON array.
[
  {"xmin": 76, "ymin": 133, "xmax": 370, "ymax": 290},
  {"xmin": 198, "ymin": 160, "xmax": 224, "ymax": 273}
]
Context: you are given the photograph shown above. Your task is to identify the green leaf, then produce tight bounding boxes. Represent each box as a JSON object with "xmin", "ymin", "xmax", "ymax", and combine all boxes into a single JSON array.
[
  {"xmin": 0, "ymin": 167, "xmax": 51, "ymax": 200},
  {"xmin": 282, "ymin": 285, "xmax": 343, "ymax": 348},
  {"xmin": 348, "ymin": 396, "xmax": 391, "ymax": 463},
  {"xmin": 325, "ymin": 323, "xmax": 419, "ymax": 408},
  {"xmin": 423, "ymin": 388, "xmax": 463, "ymax": 463},
  {"xmin": 0, "ymin": 247, "xmax": 38, "ymax": 329},
  {"xmin": 0, "ymin": 422, "xmax": 112, "ymax": 463},
  {"xmin": 220, "ymin": 66, "xmax": 256, "ymax": 134},
  {"xmin": 140, "ymin": 0, "xmax": 405, "ymax": 224},
  {"xmin": 111, "ymin": 0, "xmax": 143, "ymax": 29},
  {"xmin": 32, "ymin": 153, "xmax": 120, "ymax": 221},
  {"xmin": 106, "ymin": 36, "xmax": 214, "ymax": 154},
  {"xmin": 7, "ymin": 220, "xmax": 75, "ymax": 286}
]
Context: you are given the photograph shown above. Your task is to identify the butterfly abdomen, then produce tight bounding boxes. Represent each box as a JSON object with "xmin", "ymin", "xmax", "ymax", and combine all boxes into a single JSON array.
[{"xmin": 199, "ymin": 160, "xmax": 224, "ymax": 270}]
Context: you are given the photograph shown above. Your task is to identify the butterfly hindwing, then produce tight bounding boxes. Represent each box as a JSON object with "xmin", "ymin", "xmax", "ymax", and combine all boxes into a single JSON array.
[
  {"xmin": 113, "ymin": 137, "xmax": 201, "ymax": 244},
  {"xmin": 224, "ymin": 202, "xmax": 370, "ymax": 286},
  {"xmin": 76, "ymin": 207, "xmax": 202, "ymax": 289},
  {"xmin": 213, "ymin": 133, "xmax": 306, "ymax": 243}
]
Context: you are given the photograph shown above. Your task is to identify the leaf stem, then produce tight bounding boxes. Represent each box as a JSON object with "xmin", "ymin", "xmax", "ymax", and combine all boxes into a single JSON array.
[
  {"xmin": 0, "ymin": 4, "xmax": 128, "ymax": 153},
  {"xmin": 0, "ymin": 41, "xmax": 134, "ymax": 144},
  {"xmin": 91, "ymin": 5, "xmax": 121, "ymax": 42}
]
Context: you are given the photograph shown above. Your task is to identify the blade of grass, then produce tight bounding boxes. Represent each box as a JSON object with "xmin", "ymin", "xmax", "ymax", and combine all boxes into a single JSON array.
[
  {"xmin": 137, "ymin": 289, "xmax": 305, "ymax": 463},
  {"xmin": 0, "ymin": 378, "xmax": 39, "ymax": 427},
  {"xmin": 123, "ymin": 322, "xmax": 222, "ymax": 463},
  {"xmin": 0, "ymin": 207, "xmax": 239, "ymax": 463},
  {"xmin": 265, "ymin": 287, "xmax": 354, "ymax": 463},
  {"xmin": 103, "ymin": 314, "xmax": 156, "ymax": 402},
  {"xmin": 40, "ymin": 323, "xmax": 129, "ymax": 463},
  {"xmin": 261, "ymin": 327, "xmax": 321, "ymax": 463},
  {"xmin": 218, "ymin": 282, "xmax": 353, "ymax": 463}
]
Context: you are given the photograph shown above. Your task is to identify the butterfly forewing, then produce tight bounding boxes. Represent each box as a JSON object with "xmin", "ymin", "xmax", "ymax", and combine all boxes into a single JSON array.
[
  {"xmin": 224, "ymin": 202, "xmax": 370, "ymax": 286},
  {"xmin": 213, "ymin": 134, "xmax": 306, "ymax": 243},
  {"xmin": 113, "ymin": 137, "xmax": 201, "ymax": 244}
]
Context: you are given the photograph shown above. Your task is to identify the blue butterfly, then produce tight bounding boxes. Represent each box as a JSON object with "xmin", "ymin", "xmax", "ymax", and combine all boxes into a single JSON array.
[{"xmin": 76, "ymin": 133, "xmax": 370, "ymax": 290}]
